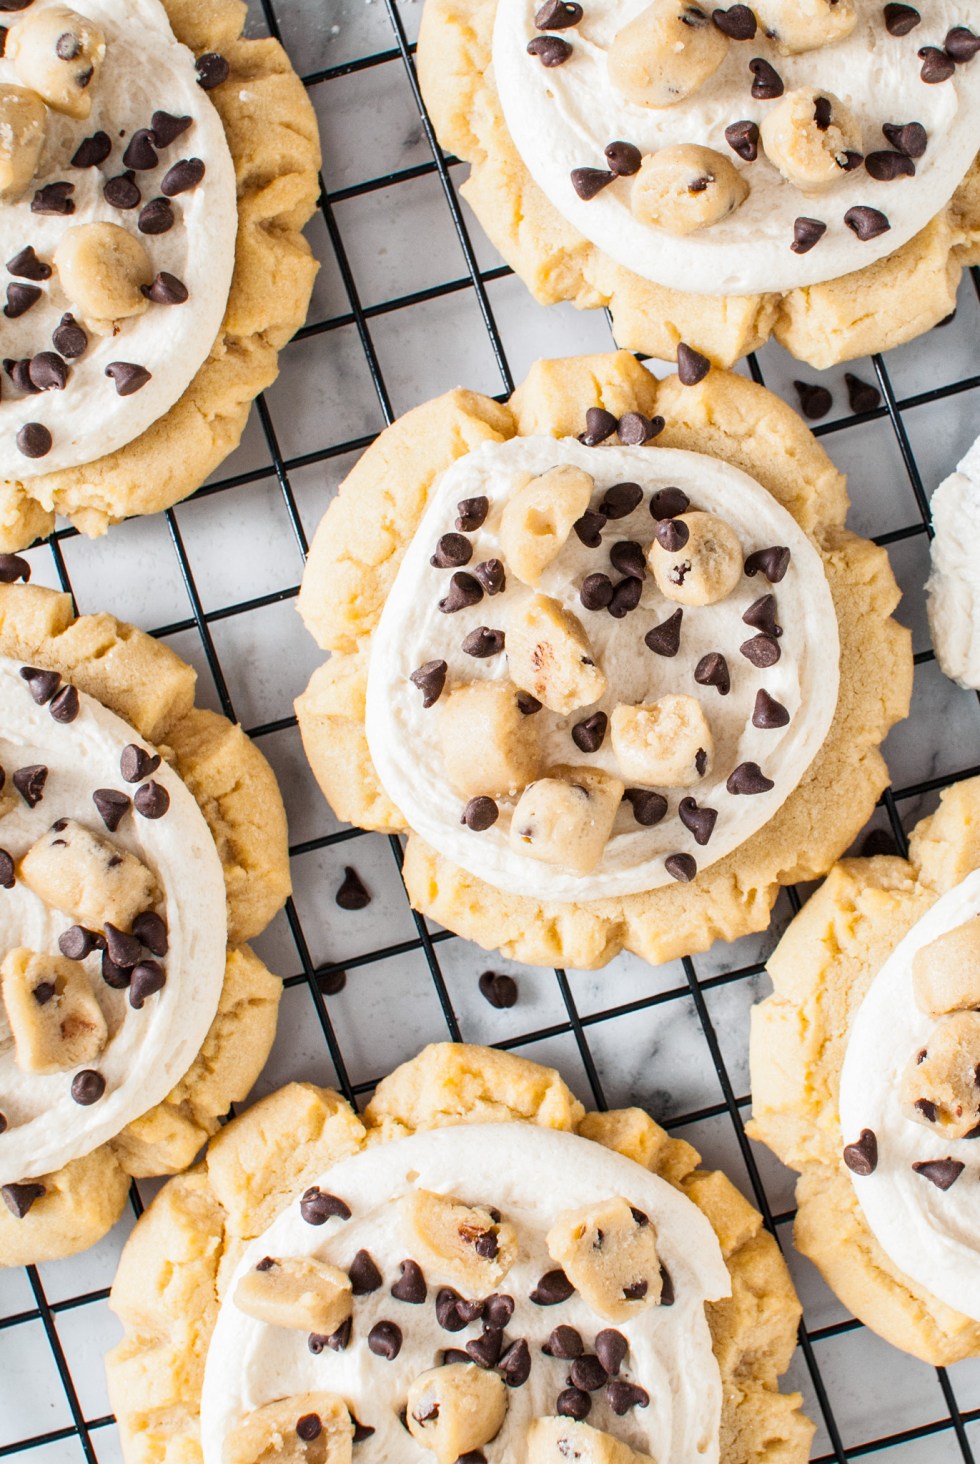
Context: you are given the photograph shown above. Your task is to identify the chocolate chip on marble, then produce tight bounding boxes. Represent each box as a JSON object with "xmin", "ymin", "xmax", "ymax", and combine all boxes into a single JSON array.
[
  {"xmin": 132, "ymin": 910, "xmax": 167, "ymax": 956},
  {"xmin": 102, "ymin": 950, "xmax": 132, "ymax": 990},
  {"xmin": 791, "ymin": 216, "xmax": 827, "ymax": 254},
  {"xmin": 569, "ymin": 1355, "xmax": 607, "ymax": 1392},
  {"xmin": 606, "ymin": 1380, "xmax": 650, "ymax": 1414},
  {"xmin": 570, "ymin": 165, "xmax": 614, "ymax": 198},
  {"xmin": 618, "ymin": 410, "xmax": 663, "ymax": 445},
  {"xmin": 4, "ymin": 282, "xmax": 41, "ymax": 317},
  {"xmin": 142, "ymin": 271, "xmax": 188, "ymax": 305},
  {"xmin": 727, "ymin": 760, "xmax": 774, "ymax": 794},
  {"xmin": 349, "ymin": 1249, "xmax": 383, "ymax": 1295},
  {"xmin": 337, "ymin": 866, "xmax": 371, "ymax": 910},
  {"xmin": 161, "ymin": 157, "xmax": 205, "ymax": 195},
  {"xmin": 845, "ymin": 372, "xmax": 881, "ymax": 414},
  {"xmin": 739, "ymin": 633, "xmax": 781, "ymax": 667},
  {"xmin": 793, "ymin": 379, "xmax": 832, "ymax": 420},
  {"xmin": 623, "ymin": 788, "xmax": 668, "ymax": 826},
  {"xmin": 134, "ymin": 781, "xmax": 169, "ymax": 819},
  {"xmin": 129, "ymin": 959, "xmax": 166, "ymax": 1008},
  {"xmin": 58, "ymin": 925, "xmax": 99, "ymax": 960},
  {"xmin": 391, "ymin": 1259, "xmax": 427, "ymax": 1303},
  {"xmin": 882, "ymin": 121, "xmax": 927, "ymax": 160},
  {"xmin": 694, "ymin": 652, "xmax": 730, "ymax": 695},
  {"xmin": 517, "ymin": 692, "xmax": 542, "ymax": 716},
  {"xmin": 725, "ymin": 119, "xmax": 759, "ymax": 161},
  {"xmin": 744, "ymin": 545, "xmax": 790, "ymax": 582},
  {"xmin": 752, "ymin": 689, "xmax": 790, "ymax": 729},
  {"xmin": 743, "ymin": 593, "xmax": 782, "ymax": 637},
  {"xmin": 467, "ymin": 1328, "xmax": 504, "ymax": 1369},
  {"xmin": 2, "ymin": 1182, "xmax": 45, "ymax": 1219},
  {"xmin": 138, "ymin": 197, "xmax": 176, "ymax": 235},
  {"xmin": 410, "ymin": 659, "xmax": 448, "ymax": 708},
  {"xmin": 439, "ymin": 571, "xmax": 483, "ymax": 614},
  {"xmin": 845, "ymin": 205, "xmax": 891, "ymax": 240},
  {"xmin": 456, "ymin": 495, "xmax": 489, "ymax": 531},
  {"xmin": 462, "ymin": 796, "xmax": 498, "ymax": 831},
  {"xmin": 17, "ymin": 423, "xmax": 52, "ymax": 458},
  {"xmin": 32, "ymin": 181, "xmax": 74, "ymax": 215},
  {"xmin": 600, "ymin": 480, "xmax": 642, "ymax": 518},
  {"xmin": 665, "ymin": 852, "xmax": 697, "ymax": 883},
  {"xmin": 13, "ymin": 765, "xmax": 46, "ymax": 807},
  {"xmin": 473, "ymin": 559, "xmax": 506, "ymax": 596},
  {"xmin": 604, "ymin": 140, "xmax": 642, "ymax": 176},
  {"xmin": 580, "ymin": 408, "xmax": 619, "ymax": 448},
  {"xmin": 556, "ymin": 1387, "xmax": 591, "ymax": 1420},
  {"xmin": 946, "ymin": 25, "xmax": 980, "ymax": 61},
  {"xmin": 544, "ymin": 1325, "xmax": 584, "ymax": 1358},
  {"xmin": 300, "ymin": 1186, "xmax": 351, "ymax": 1225},
  {"xmin": 594, "ymin": 1329, "xmax": 627, "ymax": 1375},
  {"xmin": 527, "ymin": 34, "xmax": 572, "ymax": 64},
  {"xmin": 918, "ymin": 44, "xmax": 955, "ymax": 82},
  {"xmin": 317, "ymin": 968, "xmax": 347, "ymax": 997},
  {"xmin": 676, "ymin": 342, "xmax": 711, "ymax": 385},
  {"xmin": 70, "ymin": 129, "xmax": 111, "ymax": 167},
  {"xmin": 656, "ymin": 517, "xmax": 689, "ymax": 552},
  {"xmin": 150, "ymin": 109, "xmax": 193, "ymax": 147},
  {"xmin": 431, "ymin": 532, "xmax": 473, "ymax": 569},
  {"xmin": 479, "ymin": 969, "xmax": 518, "ymax": 1009},
  {"xmin": 883, "ymin": 3, "xmax": 920, "ymax": 35},
  {"xmin": 196, "ymin": 51, "xmax": 230, "ymax": 89},
  {"xmin": 498, "ymin": 1338, "xmax": 531, "ymax": 1387},
  {"xmin": 712, "ymin": 4, "xmax": 756, "ymax": 39},
  {"xmin": 92, "ymin": 788, "xmax": 130, "ymax": 831},
  {"xmin": 607, "ymin": 576, "xmax": 642, "ymax": 618},
  {"xmin": 104, "ymin": 923, "xmax": 141, "ymax": 969},
  {"xmin": 0, "ymin": 553, "xmax": 30, "ymax": 584},
  {"xmin": 573, "ymin": 509, "xmax": 607, "ymax": 547},
  {"xmin": 53, "ymin": 313, "xmax": 87, "ymax": 358},
  {"xmin": 105, "ymin": 361, "xmax": 152, "ymax": 395},
  {"xmin": 581, "ymin": 572, "xmax": 614, "ymax": 611},
  {"xmin": 572, "ymin": 712, "xmax": 607, "ymax": 753},
  {"xmin": 462, "ymin": 626, "xmax": 505, "ymax": 658},
  {"xmin": 650, "ymin": 487, "xmax": 690, "ymax": 520},
  {"xmin": 71, "ymin": 1069, "xmax": 105, "ymax": 1105},
  {"xmin": 123, "ymin": 128, "xmax": 158, "ymax": 171},
  {"xmin": 749, "ymin": 56, "xmax": 783, "ymax": 98},
  {"xmin": 866, "ymin": 149, "xmax": 916, "ymax": 181},
  {"xmin": 530, "ymin": 1268, "xmax": 575, "ymax": 1305},
  {"xmin": 103, "ymin": 171, "xmax": 141, "ymax": 209},
  {"xmin": 679, "ymin": 796, "xmax": 718, "ymax": 846},
  {"xmin": 644, "ymin": 607, "xmax": 683, "ymax": 657},
  {"xmin": 610, "ymin": 540, "xmax": 646, "ymax": 579},
  {"xmin": 20, "ymin": 665, "xmax": 60, "ymax": 703},
  {"xmin": 912, "ymin": 1158, "xmax": 964, "ymax": 1189},
  {"xmin": 30, "ymin": 352, "xmax": 69, "ymax": 392},
  {"xmin": 535, "ymin": 0, "xmax": 582, "ymax": 27}
]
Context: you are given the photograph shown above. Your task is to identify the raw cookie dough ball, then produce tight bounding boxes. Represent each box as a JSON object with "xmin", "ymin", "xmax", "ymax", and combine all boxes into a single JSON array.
[
  {"xmin": 912, "ymin": 918, "xmax": 980, "ymax": 1017},
  {"xmin": 225, "ymin": 1395, "xmax": 354, "ymax": 1464},
  {"xmin": 402, "ymin": 1189, "xmax": 518, "ymax": 1292},
  {"xmin": 437, "ymin": 681, "xmax": 542, "ymax": 799},
  {"xmin": 510, "ymin": 765, "xmax": 624, "ymax": 874},
  {"xmin": 760, "ymin": 89, "xmax": 862, "ymax": 193},
  {"xmin": 546, "ymin": 1196, "xmax": 664, "ymax": 1321},
  {"xmin": 610, "ymin": 694, "xmax": 713, "ymax": 785},
  {"xmin": 500, "ymin": 464, "xmax": 593, "ymax": 588},
  {"xmin": 53, "ymin": 222, "xmax": 152, "ymax": 333},
  {"xmin": 752, "ymin": 0, "xmax": 857, "ymax": 55},
  {"xmin": 528, "ymin": 1418, "xmax": 655, "ymax": 1464},
  {"xmin": 0, "ymin": 85, "xmax": 47, "ymax": 203},
  {"xmin": 631, "ymin": 145, "xmax": 749, "ymax": 234},
  {"xmin": 8, "ymin": 5, "xmax": 106, "ymax": 120},
  {"xmin": 901, "ymin": 1011, "xmax": 980, "ymax": 1141},
  {"xmin": 507, "ymin": 594, "xmax": 606, "ymax": 715},
  {"xmin": 1, "ymin": 947, "xmax": 107, "ymax": 1074},
  {"xmin": 608, "ymin": 1, "xmax": 729, "ymax": 109},
  {"xmin": 647, "ymin": 511, "xmax": 743, "ymax": 606},
  {"xmin": 407, "ymin": 1365, "xmax": 508, "ymax": 1464},
  {"xmin": 234, "ymin": 1254, "xmax": 353, "ymax": 1334},
  {"xmin": 18, "ymin": 817, "xmax": 159, "ymax": 930}
]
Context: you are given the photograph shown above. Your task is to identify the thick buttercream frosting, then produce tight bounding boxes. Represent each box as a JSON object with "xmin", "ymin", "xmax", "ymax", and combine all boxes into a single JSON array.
[{"xmin": 926, "ymin": 434, "xmax": 980, "ymax": 691}]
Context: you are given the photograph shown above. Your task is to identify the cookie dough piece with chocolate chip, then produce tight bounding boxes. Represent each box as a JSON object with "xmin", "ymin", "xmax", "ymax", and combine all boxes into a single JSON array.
[
  {"xmin": 547, "ymin": 1195, "xmax": 664, "ymax": 1321},
  {"xmin": 437, "ymin": 681, "xmax": 542, "ymax": 799},
  {"xmin": 607, "ymin": 0, "xmax": 728, "ymax": 109},
  {"xmin": 507, "ymin": 594, "xmax": 606, "ymax": 714},
  {"xmin": 611, "ymin": 694, "xmax": 713, "ymax": 786},
  {"xmin": 648, "ymin": 511, "xmax": 743, "ymax": 606},
  {"xmin": 761, "ymin": 90, "xmax": 862, "ymax": 193},
  {"xmin": 18, "ymin": 818, "xmax": 160, "ymax": 930},
  {"xmin": 1, "ymin": 947, "xmax": 107, "ymax": 1074},
  {"xmin": 631, "ymin": 145, "xmax": 748, "ymax": 235},
  {"xmin": 912, "ymin": 918, "xmax": 980, "ymax": 1016},
  {"xmin": 0, "ymin": 85, "xmax": 47, "ymax": 204},
  {"xmin": 234, "ymin": 1254, "xmax": 353, "ymax": 1334},
  {"xmin": 527, "ymin": 1418, "xmax": 655, "ymax": 1464},
  {"xmin": 54, "ymin": 223, "xmax": 153, "ymax": 333},
  {"xmin": 225, "ymin": 1394, "xmax": 354, "ymax": 1464},
  {"xmin": 8, "ymin": 5, "xmax": 106, "ymax": 119},
  {"xmin": 510, "ymin": 765, "xmax": 624, "ymax": 874},
  {"xmin": 500, "ymin": 464, "xmax": 593, "ymax": 587},
  {"xmin": 403, "ymin": 1189, "xmax": 517, "ymax": 1291},
  {"xmin": 406, "ymin": 1364, "xmax": 508, "ymax": 1464},
  {"xmin": 752, "ymin": 0, "xmax": 857, "ymax": 54},
  {"xmin": 901, "ymin": 1011, "xmax": 980, "ymax": 1140}
]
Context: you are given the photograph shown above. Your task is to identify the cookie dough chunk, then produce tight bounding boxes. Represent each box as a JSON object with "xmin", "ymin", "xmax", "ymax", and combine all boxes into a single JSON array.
[
  {"xmin": 901, "ymin": 1011, "xmax": 980, "ymax": 1141},
  {"xmin": 437, "ymin": 682, "xmax": 542, "ymax": 799},
  {"xmin": 760, "ymin": 90, "xmax": 862, "ymax": 193},
  {"xmin": 0, "ymin": 85, "xmax": 47, "ymax": 203},
  {"xmin": 510, "ymin": 765, "xmax": 624, "ymax": 874},
  {"xmin": 912, "ymin": 918, "xmax": 980, "ymax": 1016},
  {"xmin": 8, "ymin": 5, "xmax": 106, "ymax": 119},
  {"xmin": 18, "ymin": 818, "xmax": 159, "ymax": 930},
  {"xmin": 631, "ymin": 145, "xmax": 749, "ymax": 235},
  {"xmin": 610, "ymin": 695, "xmax": 713, "ymax": 786},
  {"xmin": 648, "ymin": 512, "xmax": 743, "ymax": 606},
  {"xmin": 406, "ymin": 1364, "xmax": 508, "ymax": 1464},
  {"xmin": 53, "ymin": 223, "xmax": 152, "ymax": 333},
  {"xmin": 403, "ymin": 1189, "xmax": 518, "ymax": 1291},
  {"xmin": 752, "ymin": 0, "xmax": 857, "ymax": 54},
  {"xmin": 1, "ymin": 947, "xmax": 107, "ymax": 1074},
  {"xmin": 233, "ymin": 1255, "xmax": 353, "ymax": 1334},
  {"xmin": 500, "ymin": 465, "xmax": 593, "ymax": 587},
  {"xmin": 608, "ymin": 1, "xmax": 729, "ymax": 109},
  {"xmin": 506, "ymin": 594, "xmax": 606, "ymax": 715},
  {"xmin": 547, "ymin": 1196, "xmax": 664, "ymax": 1322},
  {"xmin": 225, "ymin": 1394, "xmax": 354, "ymax": 1464},
  {"xmin": 527, "ymin": 1418, "xmax": 655, "ymax": 1464}
]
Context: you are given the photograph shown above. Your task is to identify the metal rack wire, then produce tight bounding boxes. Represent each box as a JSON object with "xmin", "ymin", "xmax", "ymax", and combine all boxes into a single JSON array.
[{"xmin": 1, "ymin": 0, "xmax": 979, "ymax": 1459}]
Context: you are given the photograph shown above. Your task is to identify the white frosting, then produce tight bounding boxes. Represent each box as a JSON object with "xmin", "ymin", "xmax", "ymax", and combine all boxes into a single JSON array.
[
  {"xmin": 0, "ymin": 0, "xmax": 237, "ymax": 477},
  {"xmin": 0, "ymin": 655, "xmax": 227, "ymax": 1182},
  {"xmin": 200, "ymin": 1123, "xmax": 732, "ymax": 1464},
  {"xmin": 365, "ymin": 435, "xmax": 840, "ymax": 902},
  {"xmin": 926, "ymin": 434, "xmax": 980, "ymax": 691},
  {"xmin": 493, "ymin": 0, "xmax": 980, "ymax": 296},
  {"xmin": 839, "ymin": 870, "xmax": 980, "ymax": 1322}
]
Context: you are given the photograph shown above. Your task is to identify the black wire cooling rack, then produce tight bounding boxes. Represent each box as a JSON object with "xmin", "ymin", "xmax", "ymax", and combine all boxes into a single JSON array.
[{"xmin": 1, "ymin": 0, "xmax": 980, "ymax": 1459}]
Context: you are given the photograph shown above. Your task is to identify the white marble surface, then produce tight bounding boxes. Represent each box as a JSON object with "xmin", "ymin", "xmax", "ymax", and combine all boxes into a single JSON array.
[{"xmin": 1, "ymin": 1, "xmax": 979, "ymax": 1461}]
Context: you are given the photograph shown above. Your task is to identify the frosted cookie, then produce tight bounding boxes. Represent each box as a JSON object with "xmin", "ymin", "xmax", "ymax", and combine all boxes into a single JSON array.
[
  {"xmin": 294, "ymin": 350, "xmax": 911, "ymax": 969},
  {"xmin": 418, "ymin": 0, "xmax": 980, "ymax": 368},
  {"xmin": 0, "ymin": 0, "xmax": 320, "ymax": 553},
  {"xmin": 106, "ymin": 1041, "xmax": 814, "ymax": 1464},
  {"xmin": 926, "ymin": 433, "xmax": 980, "ymax": 690},
  {"xmin": 0, "ymin": 577, "xmax": 290, "ymax": 1266},
  {"xmin": 749, "ymin": 774, "xmax": 980, "ymax": 1364}
]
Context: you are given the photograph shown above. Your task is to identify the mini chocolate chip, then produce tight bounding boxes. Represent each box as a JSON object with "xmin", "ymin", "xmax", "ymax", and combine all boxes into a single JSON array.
[
  {"xmin": 129, "ymin": 960, "xmax": 166, "ymax": 1008},
  {"xmin": 70, "ymin": 130, "xmax": 111, "ymax": 168},
  {"xmin": 793, "ymin": 380, "xmax": 833, "ymax": 420},
  {"xmin": 749, "ymin": 56, "xmax": 783, "ymax": 98},
  {"xmin": 337, "ymin": 866, "xmax": 371, "ymax": 910},
  {"xmin": 604, "ymin": 140, "xmax": 642, "ymax": 176},
  {"xmin": 430, "ymin": 532, "xmax": 472, "ymax": 568},
  {"xmin": 196, "ymin": 51, "xmax": 230, "ymax": 88},
  {"xmin": 350, "ymin": 1249, "xmax": 383, "ymax": 1294},
  {"xmin": 32, "ymin": 181, "xmax": 74, "ymax": 215},
  {"xmin": 410, "ymin": 660, "xmax": 448, "ymax": 707},
  {"xmin": 544, "ymin": 1324, "xmax": 584, "ymax": 1358},
  {"xmin": 535, "ymin": 0, "xmax": 582, "ymax": 26},
  {"xmin": 665, "ymin": 852, "xmax": 697, "ymax": 883},
  {"xmin": 727, "ymin": 760, "xmax": 774, "ymax": 794},
  {"xmin": 472, "ymin": 559, "xmax": 506, "ymax": 595},
  {"xmin": 845, "ymin": 372, "xmax": 881, "ymax": 414},
  {"xmin": 479, "ymin": 969, "xmax": 518, "ymax": 1009},
  {"xmin": 618, "ymin": 410, "xmax": 663, "ymax": 444},
  {"xmin": 13, "ymin": 764, "xmax": 46, "ymax": 807},
  {"xmin": 0, "ymin": 552, "xmax": 30, "ymax": 583},
  {"xmin": 0, "ymin": 850, "xmax": 11, "ymax": 890},
  {"xmin": 148, "ymin": 110, "xmax": 193, "ymax": 148},
  {"xmin": 105, "ymin": 361, "xmax": 152, "ymax": 395},
  {"xmin": 296, "ymin": 1414, "xmax": 322, "ymax": 1442},
  {"xmin": 644, "ymin": 607, "xmax": 683, "ymax": 657},
  {"xmin": 609, "ymin": 540, "xmax": 646, "ymax": 579},
  {"xmin": 676, "ymin": 342, "xmax": 711, "ymax": 385},
  {"xmin": 569, "ymin": 1355, "xmax": 607, "ymax": 1392},
  {"xmin": 2, "ymin": 1182, "xmax": 45, "ymax": 1218},
  {"xmin": 845, "ymin": 205, "xmax": 891, "ymax": 240},
  {"xmin": 498, "ymin": 1337, "xmax": 531, "ymax": 1386},
  {"xmin": 20, "ymin": 666, "xmax": 60, "ymax": 704},
  {"xmin": 557, "ymin": 1387, "xmax": 591, "ymax": 1420},
  {"xmin": 161, "ymin": 157, "xmax": 205, "ymax": 195},
  {"xmin": 17, "ymin": 423, "xmax": 52, "ymax": 458},
  {"xmin": 656, "ymin": 518, "xmax": 689, "ymax": 552},
  {"xmin": 812, "ymin": 94, "xmax": 832, "ymax": 131},
  {"xmin": 134, "ymin": 781, "xmax": 169, "ymax": 818},
  {"xmin": 883, "ymin": 3, "xmax": 920, "ymax": 35},
  {"xmin": 725, "ymin": 119, "xmax": 759, "ymax": 161},
  {"xmin": 456, "ymin": 496, "xmax": 489, "ymax": 531},
  {"xmin": 439, "ymin": 571, "xmax": 483, "ymax": 613},
  {"xmin": 694, "ymin": 651, "xmax": 730, "ymax": 695},
  {"xmin": 912, "ymin": 1158, "xmax": 963, "ymax": 1189},
  {"xmin": 32, "ymin": 981, "xmax": 55, "ymax": 1005},
  {"xmin": 678, "ymin": 796, "xmax": 717, "ymax": 846},
  {"xmin": 53, "ymin": 313, "xmax": 87, "ymax": 358},
  {"xmin": 581, "ymin": 573, "xmax": 614, "ymax": 611},
  {"xmin": 607, "ymin": 576, "xmax": 642, "ymax": 618},
  {"xmin": 530, "ymin": 1268, "xmax": 575, "ymax": 1304},
  {"xmin": 743, "ymin": 593, "xmax": 782, "ymax": 637},
  {"xmin": 918, "ymin": 44, "xmax": 955, "ymax": 82},
  {"xmin": 650, "ymin": 487, "xmax": 690, "ymax": 520},
  {"xmin": 5, "ymin": 357, "xmax": 38, "ymax": 393},
  {"xmin": 744, "ymin": 545, "xmax": 790, "ymax": 582},
  {"xmin": 142, "ymin": 271, "xmax": 188, "ymax": 304},
  {"xmin": 486, "ymin": 1293, "xmax": 515, "ymax": 1327},
  {"xmin": 581, "ymin": 408, "xmax": 619, "ymax": 448},
  {"xmin": 391, "ymin": 1259, "xmax": 427, "ymax": 1303},
  {"xmin": 606, "ymin": 1380, "xmax": 650, "ymax": 1414},
  {"xmin": 712, "ymin": 4, "xmax": 756, "ymax": 38},
  {"xmin": 300, "ymin": 1186, "xmax": 351, "ymax": 1224},
  {"xmin": 70, "ymin": 1069, "xmax": 105, "ymax": 1105},
  {"xmin": 4, "ymin": 282, "xmax": 41, "ymax": 318},
  {"xmin": 600, "ymin": 480, "xmax": 642, "ymax": 517},
  {"xmin": 882, "ymin": 121, "xmax": 927, "ymax": 160},
  {"xmin": 914, "ymin": 1097, "xmax": 938, "ymax": 1122},
  {"xmin": 570, "ymin": 165, "xmax": 614, "ymax": 198},
  {"xmin": 435, "ymin": 1288, "xmax": 475, "ymax": 1331},
  {"xmin": 55, "ymin": 29, "xmax": 80, "ymax": 58},
  {"xmin": 740, "ymin": 633, "xmax": 781, "ymax": 667},
  {"xmin": 527, "ymin": 33, "xmax": 573, "ymax": 64},
  {"xmin": 791, "ymin": 216, "xmax": 827, "ymax": 254},
  {"xmin": 462, "ymin": 626, "xmax": 505, "ymax": 658},
  {"xmin": 467, "ymin": 1328, "xmax": 504, "ymax": 1368},
  {"xmin": 462, "ymin": 796, "xmax": 498, "ymax": 831},
  {"xmin": 573, "ymin": 510, "xmax": 607, "ymax": 547},
  {"xmin": 104, "ymin": 172, "xmax": 141, "ymax": 209},
  {"xmin": 866, "ymin": 149, "xmax": 916, "ymax": 181},
  {"xmin": 105, "ymin": 923, "xmax": 141, "ymax": 969},
  {"xmin": 137, "ymin": 197, "xmax": 176, "ymax": 236},
  {"xmin": 752, "ymin": 689, "xmax": 790, "ymax": 729},
  {"xmin": 93, "ymin": 788, "xmax": 130, "ymax": 831},
  {"xmin": 517, "ymin": 692, "xmax": 542, "ymax": 716},
  {"xmin": 59, "ymin": 925, "xmax": 99, "ymax": 960},
  {"xmin": 133, "ymin": 910, "xmax": 168, "ymax": 956},
  {"xmin": 595, "ymin": 1329, "xmax": 627, "ymax": 1375},
  {"xmin": 623, "ymin": 788, "xmax": 667, "ymax": 826},
  {"xmin": 946, "ymin": 25, "xmax": 980, "ymax": 61},
  {"xmin": 659, "ymin": 1265, "xmax": 675, "ymax": 1305},
  {"xmin": 572, "ymin": 712, "xmax": 607, "ymax": 753},
  {"xmin": 318, "ymin": 968, "xmax": 346, "ymax": 996},
  {"xmin": 102, "ymin": 951, "xmax": 132, "ymax": 989},
  {"xmin": 349, "ymin": 1413, "xmax": 375, "ymax": 1445},
  {"xmin": 123, "ymin": 128, "xmax": 158, "ymax": 170},
  {"xmin": 26, "ymin": 353, "xmax": 68, "ymax": 396},
  {"xmin": 860, "ymin": 827, "xmax": 899, "ymax": 857}
]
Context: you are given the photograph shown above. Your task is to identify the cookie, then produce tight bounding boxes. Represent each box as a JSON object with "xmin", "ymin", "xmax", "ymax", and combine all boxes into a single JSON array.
[
  {"xmin": 295, "ymin": 350, "xmax": 911, "ymax": 970},
  {"xmin": 0, "ymin": 0, "xmax": 321, "ymax": 554},
  {"xmin": 926, "ymin": 432, "xmax": 980, "ymax": 690},
  {"xmin": 106, "ymin": 1041, "xmax": 814, "ymax": 1464},
  {"xmin": 417, "ymin": 0, "xmax": 980, "ymax": 368},
  {"xmin": 0, "ymin": 580, "xmax": 290, "ymax": 1266},
  {"xmin": 749, "ymin": 775, "xmax": 980, "ymax": 1364}
]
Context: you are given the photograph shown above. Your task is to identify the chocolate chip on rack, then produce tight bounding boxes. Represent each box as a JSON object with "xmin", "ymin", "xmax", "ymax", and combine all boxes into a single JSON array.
[
  {"xmin": 70, "ymin": 130, "xmax": 111, "ymax": 167},
  {"xmin": 478, "ymin": 969, "xmax": 518, "ymax": 1009},
  {"xmin": 53, "ymin": 313, "xmax": 87, "ymax": 357},
  {"xmin": 530, "ymin": 1268, "xmax": 575, "ymax": 1305},
  {"xmin": 912, "ymin": 1158, "xmax": 964, "ymax": 1190},
  {"xmin": 17, "ymin": 423, "xmax": 51, "ymax": 458},
  {"xmin": 713, "ymin": 5, "xmax": 756, "ymax": 39},
  {"xmin": 349, "ymin": 1249, "xmax": 383, "ymax": 1294},
  {"xmin": 31, "ymin": 180, "xmax": 74, "ymax": 214},
  {"xmin": 644, "ymin": 607, "xmax": 683, "ymax": 657},
  {"xmin": 918, "ymin": 46, "xmax": 955, "ymax": 83},
  {"xmin": 104, "ymin": 171, "xmax": 140, "ymax": 209},
  {"xmin": 791, "ymin": 216, "xmax": 827, "ymax": 254},
  {"xmin": 845, "ymin": 205, "xmax": 891, "ymax": 240},
  {"xmin": 462, "ymin": 797, "xmax": 498, "ymax": 831},
  {"xmin": 749, "ymin": 57, "xmax": 784, "ymax": 99},
  {"xmin": 106, "ymin": 362, "xmax": 152, "ymax": 396},
  {"xmin": 410, "ymin": 660, "xmax": 448, "ymax": 707},
  {"xmin": 92, "ymin": 788, "xmax": 130, "ymax": 831},
  {"xmin": 4, "ymin": 281, "xmax": 40, "ymax": 317},
  {"xmin": 456, "ymin": 496, "xmax": 489, "ymax": 531},
  {"xmin": 336, "ymin": 866, "xmax": 371, "ymax": 910},
  {"xmin": 793, "ymin": 380, "xmax": 832, "ymax": 420},
  {"xmin": 752, "ymin": 689, "xmax": 790, "ymax": 728},
  {"xmin": 622, "ymin": 788, "xmax": 667, "ymax": 826},
  {"xmin": 679, "ymin": 796, "xmax": 717, "ymax": 845},
  {"xmin": 161, "ymin": 157, "xmax": 205, "ymax": 195},
  {"xmin": 529, "ymin": 36, "xmax": 574, "ymax": 66},
  {"xmin": 725, "ymin": 119, "xmax": 759, "ymax": 161},
  {"xmin": 694, "ymin": 651, "xmax": 730, "ymax": 695},
  {"xmin": 196, "ymin": 52, "xmax": 230, "ymax": 89},
  {"xmin": 866, "ymin": 150, "xmax": 916, "ymax": 180},
  {"xmin": 138, "ymin": 197, "xmax": 175, "ymax": 235},
  {"xmin": 392, "ymin": 1258, "xmax": 428, "ymax": 1303},
  {"xmin": 535, "ymin": 0, "xmax": 582, "ymax": 29},
  {"xmin": 141, "ymin": 271, "xmax": 188, "ymax": 304},
  {"xmin": 604, "ymin": 140, "xmax": 641, "ymax": 175}
]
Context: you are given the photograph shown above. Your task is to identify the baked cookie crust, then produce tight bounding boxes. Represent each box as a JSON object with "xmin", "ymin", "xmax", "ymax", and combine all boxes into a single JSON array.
[
  {"xmin": 416, "ymin": 0, "xmax": 980, "ymax": 370},
  {"xmin": 0, "ymin": 0, "xmax": 322, "ymax": 554},
  {"xmin": 106, "ymin": 1041, "xmax": 814, "ymax": 1464},
  {"xmin": 749, "ymin": 775, "xmax": 980, "ymax": 1365},
  {"xmin": 295, "ymin": 349, "xmax": 912, "ymax": 970},
  {"xmin": 0, "ymin": 582, "xmax": 291, "ymax": 1266}
]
